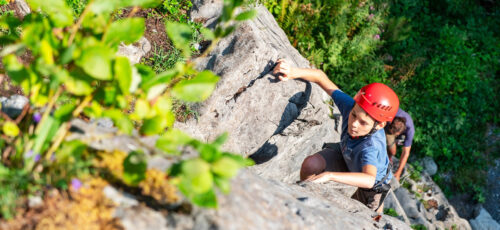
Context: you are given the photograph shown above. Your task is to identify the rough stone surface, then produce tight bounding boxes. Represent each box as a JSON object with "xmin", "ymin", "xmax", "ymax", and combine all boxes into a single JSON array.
[
  {"xmin": 189, "ymin": 0, "xmax": 223, "ymax": 28},
  {"xmin": 470, "ymin": 207, "xmax": 500, "ymax": 230},
  {"xmin": 14, "ymin": 0, "xmax": 31, "ymax": 18},
  {"xmin": 484, "ymin": 125, "xmax": 500, "ymax": 222},
  {"xmin": 0, "ymin": 94, "xmax": 28, "ymax": 119},
  {"xmin": 117, "ymin": 37, "xmax": 152, "ymax": 65},
  {"xmin": 178, "ymin": 5, "xmax": 336, "ymax": 184},
  {"xmin": 388, "ymin": 166, "xmax": 472, "ymax": 230},
  {"xmin": 422, "ymin": 156, "xmax": 438, "ymax": 176},
  {"xmin": 103, "ymin": 186, "xmax": 139, "ymax": 208}
]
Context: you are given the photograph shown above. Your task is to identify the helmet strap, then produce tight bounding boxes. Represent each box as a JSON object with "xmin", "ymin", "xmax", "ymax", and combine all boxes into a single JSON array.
[{"xmin": 368, "ymin": 121, "xmax": 379, "ymax": 135}]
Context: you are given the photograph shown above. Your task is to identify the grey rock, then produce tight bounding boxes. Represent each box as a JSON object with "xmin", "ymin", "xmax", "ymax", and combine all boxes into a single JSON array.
[
  {"xmin": 422, "ymin": 156, "xmax": 438, "ymax": 176},
  {"xmin": 114, "ymin": 205, "xmax": 168, "ymax": 230},
  {"xmin": 1, "ymin": 94, "xmax": 28, "ymax": 119},
  {"xmin": 190, "ymin": 0, "xmax": 223, "ymax": 28},
  {"xmin": 14, "ymin": 0, "xmax": 31, "ymax": 18},
  {"xmin": 394, "ymin": 188, "xmax": 420, "ymax": 219},
  {"xmin": 117, "ymin": 37, "xmax": 152, "ymax": 65},
  {"xmin": 470, "ymin": 207, "xmax": 500, "ymax": 230},
  {"xmin": 103, "ymin": 186, "xmax": 139, "ymax": 208},
  {"xmin": 177, "ymin": 5, "xmax": 336, "ymax": 185},
  {"xmin": 384, "ymin": 190, "xmax": 411, "ymax": 225},
  {"xmin": 28, "ymin": 196, "xmax": 43, "ymax": 208}
]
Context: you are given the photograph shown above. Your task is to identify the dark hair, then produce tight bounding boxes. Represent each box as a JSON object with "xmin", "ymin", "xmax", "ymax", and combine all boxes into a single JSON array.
[{"xmin": 385, "ymin": 117, "xmax": 407, "ymax": 135}]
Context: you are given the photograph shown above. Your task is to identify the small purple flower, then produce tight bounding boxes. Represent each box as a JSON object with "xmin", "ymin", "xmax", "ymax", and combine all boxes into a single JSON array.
[
  {"xmin": 370, "ymin": 6, "xmax": 375, "ymax": 10},
  {"xmin": 34, "ymin": 154, "xmax": 41, "ymax": 162},
  {"xmin": 71, "ymin": 178, "xmax": 82, "ymax": 191},
  {"xmin": 33, "ymin": 113, "xmax": 42, "ymax": 123},
  {"xmin": 374, "ymin": 34, "xmax": 380, "ymax": 40},
  {"xmin": 368, "ymin": 14, "xmax": 374, "ymax": 20},
  {"xmin": 25, "ymin": 150, "xmax": 34, "ymax": 158},
  {"xmin": 50, "ymin": 153, "xmax": 56, "ymax": 162}
]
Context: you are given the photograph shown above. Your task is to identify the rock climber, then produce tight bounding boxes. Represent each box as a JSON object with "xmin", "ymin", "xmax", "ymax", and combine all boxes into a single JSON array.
[
  {"xmin": 384, "ymin": 108, "xmax": 414, "ymax": 181},
  {"xmin": 273, "ymin": 59, "xmax": 398, "ymax": 213}
]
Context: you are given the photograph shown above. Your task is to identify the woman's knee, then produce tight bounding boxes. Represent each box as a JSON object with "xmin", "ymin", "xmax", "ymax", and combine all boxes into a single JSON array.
[{"xmin": 300, "ymin": 154, "xmax": 326, "ymax": 180}]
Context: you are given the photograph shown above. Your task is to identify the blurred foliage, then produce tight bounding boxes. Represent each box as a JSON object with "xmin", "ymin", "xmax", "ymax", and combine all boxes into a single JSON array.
[{"xmin": 0, "ymin": 0, "xmax": 256, "ymax": 219}]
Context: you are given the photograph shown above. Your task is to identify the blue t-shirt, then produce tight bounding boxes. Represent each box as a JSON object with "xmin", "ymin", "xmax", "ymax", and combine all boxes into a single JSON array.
[{"xmin": 332, "ymin": 90, "xmax": 392, "ymax": 185}]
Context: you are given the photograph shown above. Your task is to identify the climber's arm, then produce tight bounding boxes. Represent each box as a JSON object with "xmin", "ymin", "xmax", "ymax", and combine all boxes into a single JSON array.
[
  {"xmin": 273, "ymin": 59, "xmax": 339, "ymax": 96},
  {"xmin": 306, "ymin": 164, "xmax": 377, "ymax": 189},
  {"xmin": 394, "ymin": 146, "xmax": 411, "ymax": 181}
]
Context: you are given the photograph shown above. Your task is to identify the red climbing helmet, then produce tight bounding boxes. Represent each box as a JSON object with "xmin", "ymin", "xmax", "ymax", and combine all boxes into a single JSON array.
[{"xmin": 353, "ymin": 83, "xmax": 399, "ymax": 122}]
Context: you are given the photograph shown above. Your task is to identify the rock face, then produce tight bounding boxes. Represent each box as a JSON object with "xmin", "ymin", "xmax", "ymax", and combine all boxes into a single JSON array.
[
  {"xmin": 0, "ymin": 94, "xmax": 28, "ymax": 119},
  {"xmin": 177, "ymin": 4, "xmax": 338, "ymax": 184},
  {"xmin": 422, "ymin": 156, "xmax": 438, "ymax": 176},
  {"xmin": 384, "ymin": 163, "xmax": 472, "ymax": 230},
  {"xmin": 470, "ymin": 207, "xmax": 500, "ymax": 230}
]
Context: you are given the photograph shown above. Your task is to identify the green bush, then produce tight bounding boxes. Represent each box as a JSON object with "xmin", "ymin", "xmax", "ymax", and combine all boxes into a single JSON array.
[{"xmin": 0, "ymin": 0, "xmax": 257, "ymax": 219}]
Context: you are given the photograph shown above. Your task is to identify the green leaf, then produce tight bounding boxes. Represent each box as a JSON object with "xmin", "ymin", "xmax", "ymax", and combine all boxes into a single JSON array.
[
  {"xmin": 165, "ymin": 21, "xmax": 193, "ymax": 58},
  {"xmin": 141, "ymin": 69, "xmax": 177, "ymax": 92},
  {"xmin": 211, "ymin": 156, "xmax": 241, "ymax": 178},
  {"xmin": 2, "ymin": 121, "xmax": 20, "ymax": 137},
  {"xmin": 114, "ymin": 56, "xmax": 132, "ymax": 95},
  {"xmin": 123, "ymin": 151, "xmax": 147, "ymax": 186},
  {"xmin": 55, "ymin": 140, "xmax": 86, "ymax": 162},
  {"xmin": 83, "ymin": 101, "xmax": 103, "ymax": 118},
  {"xmin": 66, "ymin": 70, "xmax": 93, "ymax": 96},
  {"xmin": 212, "ymin": 132, "xmax": 228, "ymax": 148},
  {"xmin": 54, "ymin": 103, "xmax": 76, "ymax": 122},
  {"xmin": 200, "ymin": 28, "xmax": 215, "ymax": 41},
  {"xmin": 33, "ymin": 116, "xmax": 59, "ymax": 154},
  {"xmin": 140, "ymin": 115, "xmax": 168, "ymax": 135},
  {"xmin": 190, "ymin": 189, "xmax": 217, "ymax": 208},
  {"xmin": 104, "ymin": 18, "xmax": 145, "ymax": 46},
  {"xmin": 235, "ymin": 10, "xmax": 257, "ymax": 21},
  {"xmin": 27, "ymin": 0, "xmax": 74, "ymax": 27},
  {"xmin": 197, "ymin": 143, "xmax": 221, "ymax": 162},
  {"xmin": 40, "ymin": 40, "xmax": 54, "ymax": 65},
  {"xmin": 132, "ymin": 98, "xmax": 150, "ymax": 120},
  {"xmin": 181, "ymin": 159, "xmax": 213, "ymax": 194},
  {"xmin": 126, "ymin": 0, "xmax": 162, "ymax": 8},
  {"xmin": 60, "ymin": 44, "xmax": 76, "ymax": 65},
  {"xmin": 152, "ymin": 95, "xmax": 172, "ymax": 115},
  {"xmin": 172, "ymin": 70, "xmax": 219, "ymax": 102},
  {"xmin": 214, "ymin": 176, "xmax": 230, "ymax": 194},
  {"xmin": 155, "ymin": 129, "xmax": 193, "ymax": 155},
  {"xmin": 76, "ymin": 45, "xmax": 113, "ymax": 80},
  {"xmin": 2, "ymin": 54, "xmax": 29, "ymax": 85},
  {"xmin": 103, "ymin": 109, "xmax": 134, "ymax": 135},
  {"xmin": 91, "ymin": 0, "xmax": 161, "ymax": 13}
]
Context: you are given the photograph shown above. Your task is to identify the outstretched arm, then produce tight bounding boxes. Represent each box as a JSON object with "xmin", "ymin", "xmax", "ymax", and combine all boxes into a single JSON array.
[
  {"xmin": 305, "ymin": 164, "xmax": 377, "ymax": 189},
  {"xmin": 273, "ymin": 59, "xmax": 339, "ymax": 96},
  {"xmin": 394, "ymin": 146, "xmax": 411, "ymax": 181}
]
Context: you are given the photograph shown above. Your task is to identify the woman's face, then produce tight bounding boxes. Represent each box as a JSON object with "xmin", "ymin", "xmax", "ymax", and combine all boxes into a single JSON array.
[{"xmin": 347, "ymin": 104, "xmax": 380, "ymax": 137}]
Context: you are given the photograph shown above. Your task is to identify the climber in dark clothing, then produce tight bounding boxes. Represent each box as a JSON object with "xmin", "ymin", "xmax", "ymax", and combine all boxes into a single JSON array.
[
  {"xmin": 384, "ymin": 108, "xmax": 414, "ymax": 181},
  {"xmin": 273, "ymin": 59, "xmax": 398, "ymax": 213}
]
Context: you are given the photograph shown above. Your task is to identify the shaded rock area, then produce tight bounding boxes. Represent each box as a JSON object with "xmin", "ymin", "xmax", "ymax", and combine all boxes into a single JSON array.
[
  {"xmin": 484, "ymin": 125, "xmax": 500, "ymax": 222},
  {"xmin": 470, "ymin": 207, "xmax": 500, "ymax": 230},
  {"xmin": 0, "ymin": 95, "xmax": 28, "ymax": 119},
  {"xmin": 385, "ymin": 160, "xmax": 471, "ymax": 230}
]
